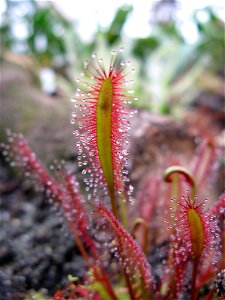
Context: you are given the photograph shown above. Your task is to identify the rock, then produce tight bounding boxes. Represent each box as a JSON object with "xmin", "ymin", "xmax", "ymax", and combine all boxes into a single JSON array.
[
  {"xmin": 129, "ymin": 110, "xmax": 196, "ymax": 184},
  {"xmin": 1, "ymin": 61, "xmax": 75, "ymax": 164}
]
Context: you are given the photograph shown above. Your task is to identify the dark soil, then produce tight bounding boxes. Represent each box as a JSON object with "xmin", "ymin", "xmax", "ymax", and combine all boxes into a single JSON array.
[{"xmin": 0, "ymin": 158, "xmax": 85, "ymax": 300}]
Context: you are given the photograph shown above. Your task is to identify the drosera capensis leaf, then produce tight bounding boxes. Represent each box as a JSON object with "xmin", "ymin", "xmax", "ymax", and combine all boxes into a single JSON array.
[
  {"xmin": 171, "ymin": 194, "xmax": 221, "ymax": 299},
  {"xmin": 187, "ymin": 208, "xmax": 204, "ymax": 261},
  {"xmin": 96, "ymin": 76, "xmax": 115, "ymax": 209},
  {"xmin": 72, "ymin": 48, "xmax": 137, "ymax": 218}
]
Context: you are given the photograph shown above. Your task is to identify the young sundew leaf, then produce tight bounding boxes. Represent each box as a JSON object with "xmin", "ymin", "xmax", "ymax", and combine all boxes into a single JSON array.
[
  {"xmin": 191, "ymin": 138, "xmax": 217, "ymax": 188},
  {"xmin": 71, "ymin": 48, "xmax": 137, "ymax": 216},
  {"xmin": 175, "ymin": 195, "xmax": 221, "ymax": 265},
  {"xmin": 170, "ymin": 194, "xmax": 221, "ymax": 299}
]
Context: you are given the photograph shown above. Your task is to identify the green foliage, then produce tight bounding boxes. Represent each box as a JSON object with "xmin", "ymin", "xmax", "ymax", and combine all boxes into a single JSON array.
[
  {"xmin": 1, "ymin": 1, "xmax": 223, "ymax": 116},
  {"xmin": 105, "ymin": 5, "xmax": 133, "ymax": 45},
  {"xmin": 25, "ymin": 4, "xmax": 70, "ymax": 65},
  {"xmin": 193, "ymin": 7, "xmax": 225, "ymax": 70},
  {"xmin": 132, "ymin": 36, "xmax": 160, "ymax": 61}
]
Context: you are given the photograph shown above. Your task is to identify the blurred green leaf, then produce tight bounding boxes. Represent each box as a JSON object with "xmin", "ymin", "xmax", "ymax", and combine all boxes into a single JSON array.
[
  {"xmin": 105, "ymin": 5, "xmax": 133, "ymax": 45},
  {"xmin": 132, "ymin": 36, "xmax": 160, "ymax": 60},
  {"xmin": 157, "ymin": 22, "xmax": 184, "ymax": 42}
]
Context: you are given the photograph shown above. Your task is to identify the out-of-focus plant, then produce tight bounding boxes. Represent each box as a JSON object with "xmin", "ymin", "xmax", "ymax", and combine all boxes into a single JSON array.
[
  {"xmin": 104, "ymin": 5, "xmax": 133, "ymax": 46},
  {"xmin": 0, "ymin": 0, "xmax": 91, "ymax": 92},
  {"xmin": 1, "ymin": 1, "xmax": 223, "ymax": 117},
  {"xmin": 1, "ymin": 1, "xmax": 69, "ymax": 64},
  {"xmin": 135, "ymin": 6, "xmax": 224, "ymax": 115}
]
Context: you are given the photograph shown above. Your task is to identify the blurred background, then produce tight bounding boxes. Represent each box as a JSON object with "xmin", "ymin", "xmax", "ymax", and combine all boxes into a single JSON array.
[
  {"xmin": 1, "ymin": 0, "xmax": 224, "ymax": 163},
  {"xmin": 0, "ymin": 1, "xmax": 224, "ymax": 299}
]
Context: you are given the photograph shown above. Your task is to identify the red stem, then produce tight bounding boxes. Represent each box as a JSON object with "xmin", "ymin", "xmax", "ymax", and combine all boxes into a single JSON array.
[{"xmin": 191, "ymin": 259, "xmax": 199, "ymax": 300}]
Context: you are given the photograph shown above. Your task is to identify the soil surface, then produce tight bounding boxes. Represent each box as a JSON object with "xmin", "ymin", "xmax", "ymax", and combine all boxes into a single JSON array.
[{"xmin": 0, "ymin": 159, "xmax": 85, "ymax": 300}]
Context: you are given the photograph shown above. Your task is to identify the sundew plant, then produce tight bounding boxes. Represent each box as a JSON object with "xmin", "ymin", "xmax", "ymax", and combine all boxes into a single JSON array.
[{"xmin": 1, "ymin": 49, "xmax": 225, "ymax": 300}]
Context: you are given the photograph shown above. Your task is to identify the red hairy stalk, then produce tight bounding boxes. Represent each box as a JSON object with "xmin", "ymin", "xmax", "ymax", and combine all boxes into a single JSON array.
[
  {"xmin": 210, "ymin": 192, "xmax": 225, "ymax": 271},
  {"xmin": 96, "ymin": 204, "xmax": 153, "ymax": 300},
  {"xmin": 137, "ymin": 175, "xmax": 160, "ymax": 223},
  {"xmin": 191, "ymin": 138, "xmax": 216, "ymax": 187},
  {"xmin": 210, "ymin": 192, "xmax": 225, "ymax": 219},
  {"xmin": 2, "ymin": 132, "xmax": 95, "ymax": 260},
  {"xmin": 131, "ymin": 218, "xmax": 149, "ymax": 254},
  {"xmin": 71, "ymin": 48, "xmax": 136, "ymax": 217},
  {"xmin": 60, "ymin": 173, "xmax": 98, "ymax": 261},
  {"xmin": 2, "ymin": 131, "xmax": 65, "ymax": 200},
  {"xmin": 135, "ymin": 175, "xmax": 161, "ymax": 251},
  {"xmin": 159, "ymin": 231, "xmax": 187, "ymax": 299}
]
